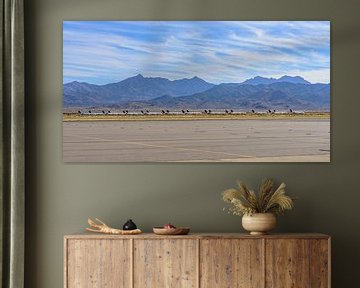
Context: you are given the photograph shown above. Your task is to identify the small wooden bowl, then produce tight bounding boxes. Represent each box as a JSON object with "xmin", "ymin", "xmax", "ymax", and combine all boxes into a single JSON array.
[{"xmin": 153, "ymin": 227, "xmax": 190, "ymax": 235}]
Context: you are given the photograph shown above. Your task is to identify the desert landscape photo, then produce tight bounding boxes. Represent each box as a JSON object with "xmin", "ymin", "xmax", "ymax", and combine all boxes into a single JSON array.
[{"xmin": 63, "ymin": 21, "xmax": 330, "ymax": 162}]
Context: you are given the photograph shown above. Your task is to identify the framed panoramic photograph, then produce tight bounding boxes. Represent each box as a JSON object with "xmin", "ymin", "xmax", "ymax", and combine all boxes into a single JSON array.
[{"xmin": 63, "ymin": 21, "xmax": 330, "ymax": 162}]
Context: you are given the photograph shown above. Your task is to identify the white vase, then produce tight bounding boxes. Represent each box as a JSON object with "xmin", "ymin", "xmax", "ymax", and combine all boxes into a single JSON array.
[{"xmin": 242, "ymin": 213, "xmax": 276, "ymax": 235}]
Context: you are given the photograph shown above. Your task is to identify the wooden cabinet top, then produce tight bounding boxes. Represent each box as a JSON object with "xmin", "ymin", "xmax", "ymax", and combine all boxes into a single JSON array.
[{"xmin": 65, "ymin": 232, "xmax": 330, "ymax": 240}]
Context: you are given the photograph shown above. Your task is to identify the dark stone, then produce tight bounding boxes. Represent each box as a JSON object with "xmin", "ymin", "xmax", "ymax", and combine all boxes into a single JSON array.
[{"xmin": 123, "ymin": 219, "xmax": 137, "ymax": 230}]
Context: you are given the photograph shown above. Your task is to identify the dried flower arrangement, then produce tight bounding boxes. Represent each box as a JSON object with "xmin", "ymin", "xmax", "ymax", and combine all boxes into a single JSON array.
[{"xmin": 222, "ymin": 178, "xmax": 294, "ymax": 216}]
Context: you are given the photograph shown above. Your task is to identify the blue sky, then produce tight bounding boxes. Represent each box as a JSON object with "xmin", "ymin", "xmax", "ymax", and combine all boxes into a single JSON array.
[{"xmin": 63, "ymin": 21, "xmax": 330, "ymax": 84}]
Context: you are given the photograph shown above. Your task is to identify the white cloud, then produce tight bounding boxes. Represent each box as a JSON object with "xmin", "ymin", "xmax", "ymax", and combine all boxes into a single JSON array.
[{"xmin": 63, "ymin": 21, "xmax": 330, "ymax": 84}]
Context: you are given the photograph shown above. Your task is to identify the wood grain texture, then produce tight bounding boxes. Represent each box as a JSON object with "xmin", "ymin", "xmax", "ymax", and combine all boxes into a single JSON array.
[
  {"xmin": 64, "ymin": 239, "xmax": 68, "ymax": 288},
  {"xmin": 133, "ymin": 239, "xmax": 197, "ymax": 288},
  {"xmin": 200, "ymin": 239, "xmax": 264, "ymax": 288},
  {"xmin": 65, "ymin": 233, "xmax": 330, "ymax": 240},
  {"xmin": 265, "ymin": 239, "xmax": 310, "ymax": 288},
  {"xmin": 310, "ymin": 239, "xmax": 330, "ymax": 288},
  {"xmin": 66, "ymin": 239, "xmax": 131, "ymax": 288}
]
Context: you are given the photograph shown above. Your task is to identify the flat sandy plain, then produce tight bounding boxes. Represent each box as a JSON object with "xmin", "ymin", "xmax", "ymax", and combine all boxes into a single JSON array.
[{"xmin": 63, "ymin": 117, "xmax": 330, "ymax": 162}]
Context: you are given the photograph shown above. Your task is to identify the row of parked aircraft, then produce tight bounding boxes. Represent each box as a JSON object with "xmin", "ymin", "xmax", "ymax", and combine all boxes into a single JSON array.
[{"xmin": 77, "ymin": 109, "xmax": 303, "ymax": 115}]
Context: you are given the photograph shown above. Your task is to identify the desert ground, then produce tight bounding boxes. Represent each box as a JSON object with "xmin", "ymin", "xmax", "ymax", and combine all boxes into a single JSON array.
[{"xmin": 63, "ymin": 118, "xmax": 330, "ymax": 162}]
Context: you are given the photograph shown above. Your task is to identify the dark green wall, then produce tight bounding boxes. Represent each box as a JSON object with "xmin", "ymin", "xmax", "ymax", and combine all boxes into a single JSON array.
[{"xmin": 24, "ymin": 0, "xmax": 360, "ymax": 287}]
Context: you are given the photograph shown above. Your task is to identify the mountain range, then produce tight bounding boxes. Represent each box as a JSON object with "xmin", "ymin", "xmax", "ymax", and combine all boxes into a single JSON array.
[
  {"xmin": 63, "ymin": 74, "xmax": 214, "ymax": 106},
  {"xmin": 63, "ymin": 75, "xmax": 330, "ymax": 111}
]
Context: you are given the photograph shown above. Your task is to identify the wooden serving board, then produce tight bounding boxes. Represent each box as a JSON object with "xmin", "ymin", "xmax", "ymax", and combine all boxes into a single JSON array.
[{"xmin": 153, "ymin": 227, "xmax": 190, "ymax": 235}]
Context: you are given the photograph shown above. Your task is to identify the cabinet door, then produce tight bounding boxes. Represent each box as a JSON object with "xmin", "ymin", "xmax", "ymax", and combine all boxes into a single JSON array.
[
  {"xmin": 66, "ymin": 239, "xmax": 131, "ymax": 288},
  {"xmin": 134, "ymin": 239, "xmax": 198, "ymax": 288},
  {"xmin": 309, "ymin": 239, "xmax": 330, "ymax": 288},
  {"xmin": 200, "ymin": 239, "xmax": 264, "ymax": 288},
  {"xmin": 266, "ymin": 239, "xmax": 310, "ymax": 288}
]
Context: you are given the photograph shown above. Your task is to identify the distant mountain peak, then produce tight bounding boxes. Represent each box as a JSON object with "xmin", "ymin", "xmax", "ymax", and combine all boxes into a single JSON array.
[
  {"xmin": 66, "ymin": 80, "xmax": 81, "ymax": 85},
  {"xmin": 64, "ymin": 80, "xmax": 92, "ymax": 87},
  {"xmin": 254, "ymin": 76, "xmax": 275, "ymax": 80},
  {"xmin": 242, "ymin": 75, "xmax": 310, "ymax": 85},
  {"xmin": 278, "ymin": 75, "xmax": 310, "ymax": 84},
  {"xmin": 242, "ymin": 76, "xmax": 277, "ymax": 85},
  {"xmin": 172, "ymin": 76, "xmax": 205, "ymax": 82}
]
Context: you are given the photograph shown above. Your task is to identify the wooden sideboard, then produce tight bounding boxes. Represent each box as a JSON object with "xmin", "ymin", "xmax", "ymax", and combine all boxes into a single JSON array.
[{"xmin": 64, "ymin": 233, "xmax": 330, "ymax": 288}]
